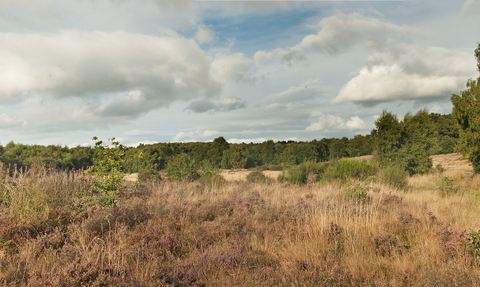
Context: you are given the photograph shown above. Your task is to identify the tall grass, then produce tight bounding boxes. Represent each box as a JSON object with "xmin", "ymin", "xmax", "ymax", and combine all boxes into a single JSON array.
[{"xmin": 0, "ymin": 163, "xmax": 480, "ymax": 286}]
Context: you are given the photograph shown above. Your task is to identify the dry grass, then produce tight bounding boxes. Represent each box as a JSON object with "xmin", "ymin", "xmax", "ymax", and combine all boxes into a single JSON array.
[
  {"xmin": 431, "ymin": 153, "xmax": 473, "ymax": 172},
  {"xmin": 1, "ymin": 157, "xmax": 480, "ymax": 286},
  {"xmin": 220, "ymin": 169, "xmax": 282, "ymax": 182}
]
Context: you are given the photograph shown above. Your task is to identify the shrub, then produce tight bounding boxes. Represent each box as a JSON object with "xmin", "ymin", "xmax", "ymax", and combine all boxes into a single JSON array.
[
  {"xmin": 165, "ymin": 153, "xmax": 199, "ymax": 181},
  {"xmin": 247, "ymin": 171, "xmax": 267, "ymax": 184},
  {"xmin": 322, "ymin": 159, "xmax": 377, "ymax": 182},
  {"xmin": 380, "ymin": 165, "xmax": 409, "ymax": 191},
  {"xmin": 465, "ymin": 229, "xmax": 480, "ymax": 256},
  {"xmin": 372, "ymin": 234, "xmax": 398, "ymax": 257},
  {"xmin": 287, "ymin": 168, "xmax": 305, "ymax": 185},
  {"xmin": 438, "ymin": 177, "xmax": 460, "ymax": 197},
  {"xmin": 343, "ymin": 182, "xmax": 371, "ymax": 204},
  {"xmin": 137, "ymin": 168, "xmax": 160, "ymax": 183},
  {"xmin": 84, "ymin": 137, "xmax": 125, "ymax": 197}
]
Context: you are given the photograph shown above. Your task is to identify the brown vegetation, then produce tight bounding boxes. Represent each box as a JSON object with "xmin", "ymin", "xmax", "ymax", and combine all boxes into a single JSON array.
[{"xmin": 1, "ymin": 157, "xmax": 480, "ymax": 286}]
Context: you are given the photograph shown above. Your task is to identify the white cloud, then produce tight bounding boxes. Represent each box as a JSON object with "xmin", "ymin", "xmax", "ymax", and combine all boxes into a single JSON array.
[
  {"xmin": 210, "ymin": 53, "xmax": 254, "ymax": 83},
  {"xmin": 202, "ymin": 130, "xmax": 221, "ymax": 137},
  {"xmin": 297, "ymin": 13, "xmax": 421, "ymax": 54},
  {"xmin": 0, "ymin": 30, "xmax": 221, "ymax": 117},
  {"xmin": 265, "ymin": 79, "xmax": 321, "ymax": 103},
  {"xmin": 306, "ymin": 113, "xmax": 366, "ymax": 132},
  {"xmin": 0, "ymin": 113, "xmax": 28, "ymax": 129},
  {"xmin": 462, "ymin": 0, "xmax": 480, "ymax": 15},
  {"xmin": 334, "ymin": 46, "xmax": 476, "ymax": 105},
  {"xmin": 195, "ymin": 25, "xmax": 216, "ymax": 43},
  {"xmin": 173, "ymin": 129, "xmax": 221, "ymax": 141},
  {"xmin": 227, "ymin": 137, "xmax": 268, "ymax": 144},
  {"xmin": 254, "ymin": 51, "xmax": 274, "ymax": 66},
  {"xmin": 345, "ymin": 116, "xmax": 366, "ymax": 130}
]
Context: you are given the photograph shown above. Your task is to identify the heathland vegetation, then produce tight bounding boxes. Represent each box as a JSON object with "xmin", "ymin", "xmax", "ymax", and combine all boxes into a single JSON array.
[{"xmin": 0, "ymin": 44, "xmax": 480, "ymax": 286}]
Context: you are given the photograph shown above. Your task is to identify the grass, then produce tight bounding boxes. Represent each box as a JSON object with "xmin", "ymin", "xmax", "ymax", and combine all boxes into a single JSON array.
[{"xmin": 0, "ymin": 159, "xmax": 480, "ymax": 286}]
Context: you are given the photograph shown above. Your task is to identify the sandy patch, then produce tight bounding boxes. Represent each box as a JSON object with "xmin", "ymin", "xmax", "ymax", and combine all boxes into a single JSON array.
[
  {"xmin": 123, "ymin": 173, "xmax": 138, "ymax": 182},
  {"xmin": 219, "ymin": 169, "xmax": 284, "ymax": 182},
  {"xmin": 430, "ymin": 153, "xmax": 473, "ymax": 172},
  {"xmin": 263, "ymin": 170, "xmax": 283, "ymax": 179}
]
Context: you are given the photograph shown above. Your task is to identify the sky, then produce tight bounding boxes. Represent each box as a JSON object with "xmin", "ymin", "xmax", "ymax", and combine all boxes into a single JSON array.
[{"xmin": 0, "ymin": 0, "xmax": 479, "ymax": 147}]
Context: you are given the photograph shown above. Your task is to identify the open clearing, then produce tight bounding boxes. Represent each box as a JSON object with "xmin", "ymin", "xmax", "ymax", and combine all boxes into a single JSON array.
[{"xmin": 219, "ymin": 153, "xmax": 473, "ymax": 182}]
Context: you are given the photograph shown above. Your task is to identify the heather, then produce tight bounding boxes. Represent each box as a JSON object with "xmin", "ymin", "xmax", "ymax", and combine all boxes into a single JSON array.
[{"xmin": 1, "ymin": 156, "xmax": 480, "ymax": 286}]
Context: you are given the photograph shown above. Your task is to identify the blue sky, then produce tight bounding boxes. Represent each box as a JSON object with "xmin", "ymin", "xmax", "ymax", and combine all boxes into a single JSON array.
[{"xmin": 0, "ymin": 0, "xmax": 479, "ymax": 147}]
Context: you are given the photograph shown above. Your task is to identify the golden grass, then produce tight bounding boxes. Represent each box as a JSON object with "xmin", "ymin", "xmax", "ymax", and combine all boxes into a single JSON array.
[{"xmin": 1, "ymin": 158, "xmax": 480, "ymax": 286}]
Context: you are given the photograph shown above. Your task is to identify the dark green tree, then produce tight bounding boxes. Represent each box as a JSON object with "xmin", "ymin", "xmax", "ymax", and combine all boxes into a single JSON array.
[{"xmin": 451, "ymin": 42, "xmax": 480, "ymax": 172}]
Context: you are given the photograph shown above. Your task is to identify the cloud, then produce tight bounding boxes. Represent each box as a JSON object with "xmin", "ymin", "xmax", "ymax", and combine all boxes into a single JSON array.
[
  {"xmin": 173, "ymin": 129, "xmax": 221, "ymax": 141},
  {"xmin": 297, "ymin": 13, "xmax": 421, "ymax": 54},
  {"xmin": 210, "ymin": 53, "xmax": 254, "ymax": 83},
  {"xmin": 254, "ymin": 51, "xmax": 274, "ymax": 66},
  {"xmin": 265, "ymin": 79, "xmax": 321, "ymax": 104},
  {"xmin": 186, "ymin": 97, "xmax": 246, "ymax": 113},
  {"xmin": 462, "ymin": 0, "xmax": 480, "ymax": 15},
  {"xmin": 306, "ymin": 114, "xmax": 366, "ymax": 132},
  {"xmin": 195, "ymin": 25, "xmax": 216, "ymax": 43},
  {"xmin": 0, "ymin": 113, "xmax": 28, "ymax": 129},
  {"xmin": 0, "ymin": 30, "xmax": 221, "ymax": 117},
  {"xmin": 334, "ymin": 46, "xmax": 477, "ymax": 105}
]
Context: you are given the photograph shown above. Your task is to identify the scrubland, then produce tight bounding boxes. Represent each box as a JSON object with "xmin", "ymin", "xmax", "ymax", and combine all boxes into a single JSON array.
[{"xmin": 1, "ymin": 155, "xmax": 480, "ymax": 286}]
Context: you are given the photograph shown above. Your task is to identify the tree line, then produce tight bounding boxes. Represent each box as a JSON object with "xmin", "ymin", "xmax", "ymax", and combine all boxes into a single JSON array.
[{"xmin": 0, "ymin": 112, "xmax": 458, "ymax": 174}]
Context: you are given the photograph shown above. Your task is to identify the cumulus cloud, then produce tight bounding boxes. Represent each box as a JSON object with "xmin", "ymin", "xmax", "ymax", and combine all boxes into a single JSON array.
[
  {"xmin": 334, "ymin": 46, "xmax": 477, "ymax": 105},
  {"xmin": 306, "ymin": 114, "xmax": 366, "ymax": 132},
  {"xmin": 210, "ymin": 53, "xmax": 254, "ymax": 83},
  {"xmin": 0, "ymin": 30, "xmax": 221, "ymax": 117},
  {"xmin": 297, "ymin": 13, "xmax": 421, "ymax": 54},
  {"xmin": 195, "ymin": 25, "xmax": 216, "ymax": 43},
  {"xmin": 186, "ymin": 97, "xmax": 246, "ymax": 113}
]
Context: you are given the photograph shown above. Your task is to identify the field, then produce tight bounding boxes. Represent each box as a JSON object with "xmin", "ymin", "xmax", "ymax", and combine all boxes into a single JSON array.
[{"xmin": 1, "ymin": 154, "xmax": 480, "ymax": 286}]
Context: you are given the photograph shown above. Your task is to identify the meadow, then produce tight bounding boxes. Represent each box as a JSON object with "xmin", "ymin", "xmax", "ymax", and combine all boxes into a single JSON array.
[{"xmin": 0, "ymin": 153, "xmax": 480, "ymax": 286}]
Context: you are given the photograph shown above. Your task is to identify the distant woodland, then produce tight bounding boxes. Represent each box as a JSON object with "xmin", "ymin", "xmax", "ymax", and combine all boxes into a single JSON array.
[{"xmin": 0, "ymin": 112, "xmax": 459, "ymax": 174}]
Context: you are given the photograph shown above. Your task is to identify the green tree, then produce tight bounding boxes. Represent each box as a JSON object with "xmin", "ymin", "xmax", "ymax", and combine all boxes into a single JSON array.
[
  {"xmin": 451, "ymin": 42, "xmax": 480, "ymax": 172},
  {"xmin": 400, "ymin": 109, "xmax": 440, "ymax": 174},
  {"xmin": 371, "ymin": 110, "xmax": 403, "ymax": 166},
  {"xmin": 84, "ymin": 137, "xmax": 126, "ymax": 195}
]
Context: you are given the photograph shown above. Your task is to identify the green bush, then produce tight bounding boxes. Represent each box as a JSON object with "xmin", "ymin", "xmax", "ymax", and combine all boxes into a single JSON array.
[
  {"xmin": 137, "ymin": 168, "xmax": 160, "ymax": 183},
  {"xmin": 465, "ymin": 229, "xmax": 480, "ymax": 256},
  {"xmin": 277, "ymin": 172, "xmax": 286, "ymax": 183},
  {"xmin": 437, "ymin": 177, "xmax": 460, "ymax": 197},
  {"xmin": 84, "ymin": 137, "xmax": 125, "ymax": 196},
  {"xmin": 288, "ymin": 168, "xmax": 304, "ymax": 185},
  {"xmin": 381, "ymin": 165, "xmax": 409, "ymax": 191},
  {"xmin": 165, "ymin": 153, "xmax": 199, "ymax": 181},
  {"xmin": 343, "ymin": 182, "xmax": 371, "ymax": 204},
  {"xmin": 322, "ymin": 159, "xmax": 377, "ymax": 182},
  {"xmin": 247, "ymin": 170, "xmax": 268, "ymax": 184}
]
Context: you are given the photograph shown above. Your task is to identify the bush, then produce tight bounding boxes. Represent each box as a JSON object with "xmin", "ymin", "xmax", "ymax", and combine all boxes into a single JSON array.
[
  {"xmin": 380, "ymin": 165, "xmax": 409, "ymax": 191},
  {"xmin": 343, "ymin": 182, "xmax": 371, "ymax": 204},
  {"xmin": 247, "ymin": 171, "xmax": 268, "ymax": 184},
  {"xmin": 84, "ymin": 137, "xmax": 126, "ymax": 196},
  {"xmin": 165, "ymin": 153, "xmax": 199, "ymax": 181},
  {"xmin": 137, "ymin": 168, "xmax": 160, "ymax": 183},
  {"xmin": 322, "ymin": 159, "xmax": 377, "ymax": 182}
]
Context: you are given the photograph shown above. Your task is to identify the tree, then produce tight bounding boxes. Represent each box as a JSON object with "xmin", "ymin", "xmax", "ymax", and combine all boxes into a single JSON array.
[
  {"xmin": 371, "ymin": 110, "xmax": 403, "ymax": 167},
  {"xmin": 451, "ymin": 42, "xmax": 480, "ymax": 172}
]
